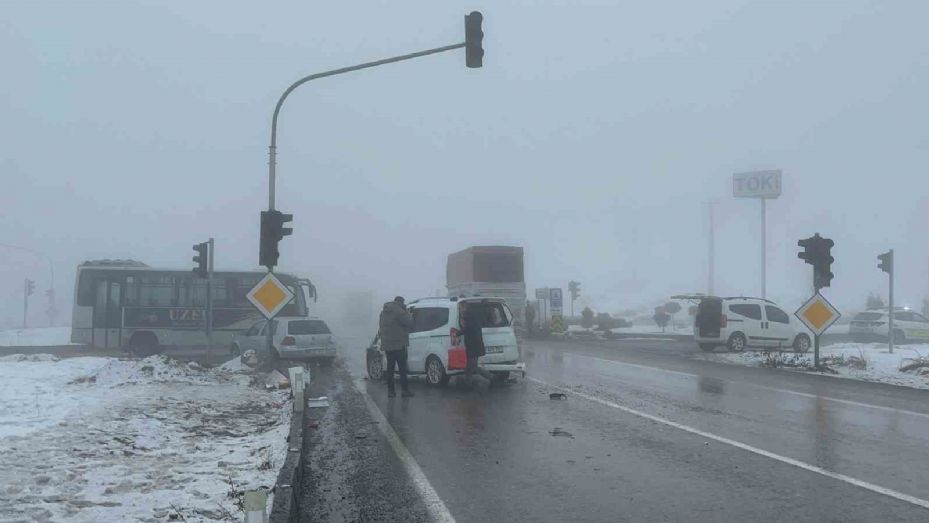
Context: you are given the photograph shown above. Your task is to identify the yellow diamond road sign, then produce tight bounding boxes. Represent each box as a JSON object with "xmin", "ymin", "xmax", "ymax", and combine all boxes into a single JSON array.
[
  {"xmin": 247, "ymin": 272, "xmax": 295, "ymax": 320},
  {"xmin": 795, "ymin": 292, "xmax": 841, "ymax": 335}
]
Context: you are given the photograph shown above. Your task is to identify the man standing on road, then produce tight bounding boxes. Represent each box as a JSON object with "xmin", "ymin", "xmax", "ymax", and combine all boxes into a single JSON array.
[
  {"xmin": 460, "ymin": 302, "xmax": 494, "ymax": 387},
  {"xmin": 379, "ymin": 296, "xmax": 414, "ymax": 398}
]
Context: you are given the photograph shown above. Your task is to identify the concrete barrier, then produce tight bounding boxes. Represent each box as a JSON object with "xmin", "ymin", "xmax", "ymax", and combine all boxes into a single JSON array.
[{"xmin": 269, "ymin": 390, "xmax": 307, "ymax": 522}]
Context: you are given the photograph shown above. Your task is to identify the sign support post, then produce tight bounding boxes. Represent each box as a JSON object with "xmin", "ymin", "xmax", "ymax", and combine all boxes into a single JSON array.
[
  {"xmin": 888, "ymin": 249, "xmax": 895, "ymax": 354},
  {"xmin": 207, "ymin": 238, "xmax": 214, "ymax": 352},
  {"xmin": 733, "ymin": 170, "xmax": 782, "ymax": 300}
]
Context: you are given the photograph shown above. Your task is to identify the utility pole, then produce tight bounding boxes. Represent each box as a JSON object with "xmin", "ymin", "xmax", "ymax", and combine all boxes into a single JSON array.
[
  {"xmin": 23, "ymin": 278, "xmax": 35, "ymax": 328},
  {"xmin": 207, "ymin": 238, "xmax": 214, "ymax": 351},
  {"xmin": 707, "ymin": 201, "xmax": 717, "ymax": 295}
]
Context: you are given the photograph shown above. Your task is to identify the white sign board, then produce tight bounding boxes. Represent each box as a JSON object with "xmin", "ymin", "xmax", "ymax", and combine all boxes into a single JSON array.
[
  {"xmin": 246, "ymin": 272, "xmax": 295, "ymax": 320},
  {"xmin": 733, "ymin": 170, "xmax": 782, "ymax": 199},
  {"xmin": 535, "ymin": 288, "xmax": 549, "ymax": 300}
]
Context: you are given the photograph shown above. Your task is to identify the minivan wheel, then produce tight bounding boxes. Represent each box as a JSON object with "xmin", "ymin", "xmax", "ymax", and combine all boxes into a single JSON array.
[
  {"xmin": 893, "ymin": 329, "xmax": 906, "ymax": 345},
  {"xmin": 793, "ymin": 334, "xmax": 811, "ymax": 353},
  {"xmin": 727, "ymin": 332, "xmax": 747, "ymax": 353},
  {"xmin": 698, "ymin": 343, "xmax": 717, "ymax": 352},
  {"xmin": 425, "ymin": 356, "xmax": 450, "ymax": 387}
]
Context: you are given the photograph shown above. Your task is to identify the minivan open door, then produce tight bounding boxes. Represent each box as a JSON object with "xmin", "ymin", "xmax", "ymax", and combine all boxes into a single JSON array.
[{"xmin": 696, "ymin": 297, "xmax": 723, "ymax": 338}]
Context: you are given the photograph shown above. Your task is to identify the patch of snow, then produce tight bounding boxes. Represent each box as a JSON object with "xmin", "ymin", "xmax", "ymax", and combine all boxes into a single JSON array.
[
  {"xmin": 611, "ymin": 324, "xmax": 691, "ymax": 335},
  {"xmin": 0, "ymin": 355, "xmax": 292, "ymax": 522},
  {"xmin": 0, "ymin": 353, "xmax": 60, "ymax": 362},
  {"xmin": 0, "ymin": 327, "xmax": 75, "ymax": 347},
  {"xmin": 701, "ymin": 343, "xmax": 929, "ymax": 390}
]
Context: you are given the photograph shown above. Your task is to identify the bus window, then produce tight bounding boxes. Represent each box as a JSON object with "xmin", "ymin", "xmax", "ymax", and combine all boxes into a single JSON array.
[
  {"xmin": 77, "ymin": 271, "xmax": 97, "ymax": 306},
  {"xmin": 139, "ymin": 275, "xmax": 175, "ymax": 306}
]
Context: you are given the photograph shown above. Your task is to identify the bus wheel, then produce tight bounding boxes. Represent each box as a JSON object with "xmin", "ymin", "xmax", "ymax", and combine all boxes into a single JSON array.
[{"xmin": 128, "ymin": 332, "xmax": 161, "ymax": 357}]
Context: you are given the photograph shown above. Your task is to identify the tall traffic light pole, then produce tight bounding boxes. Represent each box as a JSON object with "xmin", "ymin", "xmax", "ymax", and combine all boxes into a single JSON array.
[
  {"xmin": 878, "ymin": 249, "xmax": 894, "ymax": 353},
  {"xmin": 261, "ymin": 11, "xmax": 484, "ymax": 357},
  {"xmin": 798, "ymin": 233, "xmax": 835, "ymax": 367}
]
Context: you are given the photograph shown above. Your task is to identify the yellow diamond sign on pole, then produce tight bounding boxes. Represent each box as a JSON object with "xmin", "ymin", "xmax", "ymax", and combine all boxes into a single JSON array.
[
  {"xmin": 794, "ymin": 292, "xmax": 841, "ymax": 335},
  {"xmin": 247, "ymin": 272, "xmax": 295, "ymax": 319}
]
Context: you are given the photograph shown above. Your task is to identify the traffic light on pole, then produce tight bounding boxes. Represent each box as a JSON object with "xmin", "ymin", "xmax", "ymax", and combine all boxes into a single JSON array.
[
  {"xmin": 812, "ymin": 236, "xmax": 834, "ymax": 290},
  {"xmin": 797, "ymin": 236, "xmax": 815, "ymax": 266},
  {"xmin": 878, "ymin": 250, "xmax": 893, "ymax": 274},
  {"xmin": 259, "ymin": 210, "xmax": 293, "ymax": 269},
  {"xmin": 192, "ymin": 242, "xmax": 208, "ymax": 278},
  {"xmin": 569, "ymin": 281, "xmax": 581, "ymax": 300},
  {"xmin": 25, "ymin": 279, "xmax": 35, "ymax": 296},
  {"xmin": 464, "ymin": 11, "xmax": 484, "ymax": 68}
]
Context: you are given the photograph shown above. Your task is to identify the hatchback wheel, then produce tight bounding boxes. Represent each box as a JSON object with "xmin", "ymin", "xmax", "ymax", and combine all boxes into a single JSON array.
[
  {"xmin": 425, "ymin": 356, "xmax": 450, "ymax": 387},
  {"xmin": 367, "ymin": 355, "xmax": 384, "ymax": 381},
  {"xmin": 727, "ymin": 332, "xmax": 747, "ymax": 353}
]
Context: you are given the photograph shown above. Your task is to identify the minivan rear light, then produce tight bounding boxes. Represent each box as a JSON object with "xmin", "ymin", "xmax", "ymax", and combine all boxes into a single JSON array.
[
  {"xmin": 720, "ymin": 314, "xmax": 728, "ymax": 328},
  {"xmin": 450, "ymin": 328, "xmax": 461, "ymax": 347},
  {"xmin": 281, "ymin": 336, "xmax": 296, "ymax": 346}
]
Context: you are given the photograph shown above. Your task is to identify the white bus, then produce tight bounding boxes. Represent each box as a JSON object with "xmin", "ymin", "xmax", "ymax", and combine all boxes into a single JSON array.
[{"xmin": 71, "ymin": 259, "xmax": 312, "ymax": 354}]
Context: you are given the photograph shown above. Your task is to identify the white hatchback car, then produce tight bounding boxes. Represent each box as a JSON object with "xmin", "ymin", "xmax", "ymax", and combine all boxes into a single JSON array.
[
  {"xmin": 693, "ymin": 296, "xmax": 811, "ymax": 352},
  {"xmin": 366, "ymin": 297, "xmax": 526, "ymax": 386},
  {"xmin": 849, "ymin": 308, "xmax": 929, "ymax": 344},
  {"xmin": 232, "ymin": 316, "xmax": 337, "ymax": 366}
]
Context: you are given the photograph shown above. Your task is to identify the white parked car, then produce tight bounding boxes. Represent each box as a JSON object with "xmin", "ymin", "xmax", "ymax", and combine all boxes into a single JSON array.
[
  {"xmin": 366, "ymin": 297, "xmax": 526, "ymax": 386},
  {"xmin": 232, "ymin": 316, "xmax": 337, "ymax": 366},
  {"xmin": 849, "ymin": 308, "xmax": 929, "ymax": 344},
  {"xmin": 693, "ymin": 296, "xmax": 811, "ymax": 353}
]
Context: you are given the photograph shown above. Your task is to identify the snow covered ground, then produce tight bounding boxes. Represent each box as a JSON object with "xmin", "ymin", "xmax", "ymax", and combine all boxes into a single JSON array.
[
  {"xmin": 699, "ymin": 343, "xmax": 929, "ymax": 390},
  {"xmin": 0, "ymin": 327, "xmax": 74, "ymax": 347},
  {"xmin": 610, "ymin": 324, "xmax": 692, "ymax": 335},
  {"xmin": 0, "ymin": 354, "xmax": 292, "ymax": 522}
]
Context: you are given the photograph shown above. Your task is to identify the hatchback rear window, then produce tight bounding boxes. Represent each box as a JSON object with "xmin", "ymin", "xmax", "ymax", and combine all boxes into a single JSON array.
[
  {"xmin": 853, "ymin": 312, "xmax": 884, "ymax": 321},
  {"xmin": 287, "ymin": 320, "xmax": 331, "ymax": 335}
]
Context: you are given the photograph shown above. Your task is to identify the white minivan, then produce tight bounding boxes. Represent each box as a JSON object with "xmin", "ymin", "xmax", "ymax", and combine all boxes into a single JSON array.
[
  {"xmin": 693, "ymin": 296, "xmax": 811, "ymax": 353},
  {"xmin": 366, "ymin": 296, "xmax": 526, "ymax": 386}
]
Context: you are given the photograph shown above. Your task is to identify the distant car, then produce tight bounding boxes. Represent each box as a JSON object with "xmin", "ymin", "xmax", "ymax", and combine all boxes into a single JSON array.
[
  {"xmin": 849, "ymin": 308, "xmax": 929, "ymax": 344},
  {"xmin": 693, "ymin": 296, "xmax": 811, "ymax": 353},
  {"xmin": 366, "ymin": 297, "xmax": 526, "ymax": 386},
  {"xmin": 232, "ymin": 316, "xmax": 337, "ymax": 366}
]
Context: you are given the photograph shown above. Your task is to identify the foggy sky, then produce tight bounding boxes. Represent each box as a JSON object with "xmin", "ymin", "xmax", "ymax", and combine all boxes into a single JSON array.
[{"xmin": 3, "ymin": 0, "xmax": 929, "ymax": 328}]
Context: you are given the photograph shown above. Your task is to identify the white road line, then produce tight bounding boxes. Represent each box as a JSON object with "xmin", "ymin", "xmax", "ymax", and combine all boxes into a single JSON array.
[
  {"xmin": 567, "ymin": 353, "xmax": 929, "ymax": 421},
  {"xmin": 352, "ymin": 379, "xmax": 456, "ymax": 523},
  {"xmin": 527, "ymin": 376, "xmax": 929, "ymax": 511}
]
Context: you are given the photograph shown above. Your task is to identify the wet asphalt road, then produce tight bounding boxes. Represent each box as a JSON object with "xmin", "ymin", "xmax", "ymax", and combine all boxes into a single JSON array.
[{"xmin": 298, "ymin": 336, "xmax": 929, "ymax": 522}]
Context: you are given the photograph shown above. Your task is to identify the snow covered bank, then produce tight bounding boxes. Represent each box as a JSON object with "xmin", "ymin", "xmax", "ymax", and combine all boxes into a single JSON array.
[
  {"xmin": 0, "ymin": 355, "xmax": 292, "ymax": 522},
  {"xmin": 699, "ymin": 343, "xmax": 929, "ymax": 390},
  {"xmin": 0, "ymin": 327, "xmax": 74, "ymax": 347}
]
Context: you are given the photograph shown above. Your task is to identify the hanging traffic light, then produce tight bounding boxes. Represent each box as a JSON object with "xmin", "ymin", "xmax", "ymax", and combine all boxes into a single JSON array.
[
  {"xmin": 878, "ymin": 250, "xmax": 893, "ymax": 274},
  {"xmin": 192, "ymin": 242, "xmax": 209, "ymax": 278},
  {"xmin": 464, "ymin": 11, "xmax": 484, "ymax": 68},
  {"xmin": 259, "ymin": 210, "xmax": 294, "ymax": 269},
  {"xmin": 798, "ymin": 233, "xmax": 834, "ymax": 290}
]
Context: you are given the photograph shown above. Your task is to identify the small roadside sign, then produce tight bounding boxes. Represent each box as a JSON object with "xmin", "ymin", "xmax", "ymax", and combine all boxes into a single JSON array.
[
  {"xmin": 795, "ymin": 292, "xmax": 841, "ymax": 335},
  {"xmin": 550, "ymin": 288, "xmax": 563, "ymax": 309},
  {"xmin": 247, "ymin": 272, "xmax": 295, "ymax": 320},
  {"xmin": 535, "ymin": 288, "xmax": 549, "ymax": 300},
  {"xmin": 733, "ymin": 170, "xmax": 782, "ymax": 199}
]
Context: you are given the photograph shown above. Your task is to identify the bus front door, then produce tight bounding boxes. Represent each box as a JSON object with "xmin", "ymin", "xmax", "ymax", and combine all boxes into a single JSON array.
[{"xmin": 93, "ymin": 279, "xmax": 123, "ymax": 349}]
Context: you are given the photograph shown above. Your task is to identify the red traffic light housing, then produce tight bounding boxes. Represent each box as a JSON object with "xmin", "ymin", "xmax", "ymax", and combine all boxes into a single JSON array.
[
  {"xmin": 465, "ymin": 11, "xmax": 484, "ymax": 68},
  {"xmin": 192, "ymin": 242, "xmax": 209, "ymax": 278},
  {"xmin": 260, "ymin": 210, "xmax": 294, "ymax": 269}
]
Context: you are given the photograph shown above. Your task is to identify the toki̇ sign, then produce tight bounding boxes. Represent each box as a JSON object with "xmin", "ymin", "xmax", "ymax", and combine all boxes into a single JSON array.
[{"xmin": 733, "ymin": 170, "xmax": 782, "ymax": 199}]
